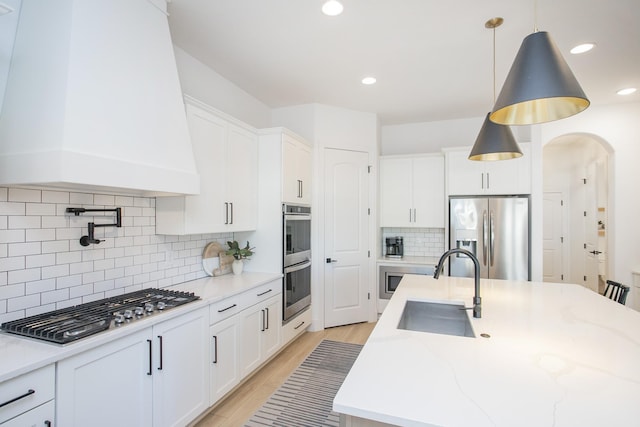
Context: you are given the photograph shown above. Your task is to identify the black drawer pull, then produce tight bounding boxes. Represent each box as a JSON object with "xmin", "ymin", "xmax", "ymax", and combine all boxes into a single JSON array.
[
  {"xmin": 257, "ymin": 288, "xmax": 273, "ymax": 297},
  {"xmin": 147, "ymin": 339, "xmax": 153, "ymax": 375},
  {"xmin": 217, "ymin": 303, "xmax": 237, "ymax": 313},
  {"xmin": 294, "ymin": 321, "xmax": 305, "ymax": 330},
  {"xmin": 0, "ymin": 389, "xmax": 35, "ymax": 408}
]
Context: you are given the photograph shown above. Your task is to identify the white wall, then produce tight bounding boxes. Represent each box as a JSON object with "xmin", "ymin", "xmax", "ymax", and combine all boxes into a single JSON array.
[
  {"xmin": 173, "ymin": 46, "xmax": 272, "ymax": 129},
  {"xmin": 539, "ymin": 102, "xmax": 640, "ymax": 287}
]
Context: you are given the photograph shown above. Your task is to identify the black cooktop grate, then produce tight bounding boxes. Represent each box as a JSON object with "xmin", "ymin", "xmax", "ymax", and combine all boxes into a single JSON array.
[{"xmin": 1, "ymin": 288, "xmax": 199, "ymax": 344}]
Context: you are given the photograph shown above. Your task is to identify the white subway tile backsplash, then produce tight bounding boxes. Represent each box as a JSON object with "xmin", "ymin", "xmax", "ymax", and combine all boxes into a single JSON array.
[
  {"xmin": 9, "ymin": 216, "xmax": 41, "ymax": 229},
  {"xmin": 26, "ymin": 228, "xmax": 56, "ymax": 242},
  {"xmin": 0, "ymin": 186, "xmax": 231, "ymax": 321},
  {"xmin": 8, "ymin": 188, "xmax": 41, "ymax": 203},
  {"xmin": 26, "ymin": 254, "xmax": 56, "ymax": 269},
  {"xmin": 382, "ymin": 227, "xmax": 445, "ymax": 257},
  {"xmin": 8, "ymin": 268, "xmax": 40, "ymax": 284},
  {"xmin": 8, "ymin": 242, "xmax": 41, "ymax": 257},
  {"xmin": 0, "ymin": 201, "xmax": 25, "ymax": 215},
  {"xmin": 26, "ymin": 203, "xmax": 56, "ymax": 216},
  {"xmin": 41, "ymin": 264, "xmax": 69, "ymax": 280}
]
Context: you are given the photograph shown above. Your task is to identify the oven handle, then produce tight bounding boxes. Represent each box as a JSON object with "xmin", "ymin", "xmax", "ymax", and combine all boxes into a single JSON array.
[{"xmin": 284, "ymin": 260, "xmax": 311, "ymax": 274}]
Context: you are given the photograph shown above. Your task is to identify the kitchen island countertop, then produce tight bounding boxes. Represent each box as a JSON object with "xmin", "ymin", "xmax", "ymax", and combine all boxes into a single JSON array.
[{"xmin": 334, "ymin": 274, "xmax": 640, "ymax": 426}]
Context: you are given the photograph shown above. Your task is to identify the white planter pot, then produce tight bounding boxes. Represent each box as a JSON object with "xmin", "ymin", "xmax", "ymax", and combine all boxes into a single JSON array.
[{"xmin": 232, "ymin": 259, "xmax": 244, "ymax": 275}]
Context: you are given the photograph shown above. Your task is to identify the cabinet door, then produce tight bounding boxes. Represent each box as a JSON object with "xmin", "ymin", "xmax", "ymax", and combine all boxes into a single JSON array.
[
  {"xmin": 239, "ymin": 305, "xmax": 263, "ymax": 378},
  {"xmin": 152, "ymin": 308, "xmax": 209, "ymax": 427},
  {"xmin": 282, "ymin": 135, "xmax": 312, "ymax": 205},
  {"xmin": 210, "ymin": 315, "xmax": 241, "ymax": 404},
  {"xmin": 412, "ymin": 156, "xmax": 445, "ymax": 227},
  {"xmin": 447, "ymin": 149, "xmax": 486, "ymax": 196},
  {"xmin": 261, "ymin": 296, "xmax": 282, "ymax": 360},
  {"xmin": 56, "ymin": 329, "xmax": 153, "ymax": 427},
  {"xmin": 297, "ymin": 142, "xmax": 312, "ymax": 204},
  {"xmin": 226, "ymin": 123, "xmax": 258, "ymax": 231},
  {"xmin": 184, "ymin": 105, "xmax": 228, "ymax": 232},
  {"xmin": 483, "ymin": 142, "xmax": 531, "ymax": 195},
  {"xmin": 282, "ymin": 135, "xmax": 301, "ymax": 203},
  {"xmin": 379, "ymin": 157, "xmax": 413, "ymax": 227}
]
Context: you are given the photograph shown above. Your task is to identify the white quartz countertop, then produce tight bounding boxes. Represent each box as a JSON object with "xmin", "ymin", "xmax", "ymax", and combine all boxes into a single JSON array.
[
  {"xmin": 334, "ymin": 274, "xmax": 640, "ymax": 426},
  {"xmin": 0, "ymin": 272, "xmax": 281, "ymax": 383}
]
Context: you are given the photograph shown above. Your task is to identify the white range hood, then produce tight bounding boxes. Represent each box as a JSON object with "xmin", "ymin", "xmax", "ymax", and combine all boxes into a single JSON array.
[{"xmin": 0, "ymin": 0, "xmax": 199, "ymax": 196}]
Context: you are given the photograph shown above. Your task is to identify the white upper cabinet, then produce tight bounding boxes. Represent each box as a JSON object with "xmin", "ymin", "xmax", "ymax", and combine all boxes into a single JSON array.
[
  {"xmin": 379, "ymin": 155, "xmax": 445, "ymax": 228},
  {"xmin": 156, "ymin": 98, "xmax": 258, "ymax": 235},
  {"xmin": 446, "ymin": 143, "xmax": 531, "ymax": 196},
  {"xmin": 282, "ymin": 133, "xmax": 312, "ymax": 205}
]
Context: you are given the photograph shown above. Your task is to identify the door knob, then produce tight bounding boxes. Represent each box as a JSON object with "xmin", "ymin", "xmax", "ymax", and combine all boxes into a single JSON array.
[
  {"xmin": 589, "ymin": 250, "xmax": 602, "ymax": 255},
  {"xmin": 326, "ymin": 258, "xmax": 338, "ymax": 263}
]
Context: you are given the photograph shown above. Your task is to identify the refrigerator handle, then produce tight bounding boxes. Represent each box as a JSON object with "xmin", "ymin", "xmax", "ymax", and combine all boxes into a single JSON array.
[
  {"xmin": 490, "ymin": 210, "xmax": 495, "ymax": 267},
  {"xmin": 482, "ymin": 210, "xmax": 488, "ymax": 266}
]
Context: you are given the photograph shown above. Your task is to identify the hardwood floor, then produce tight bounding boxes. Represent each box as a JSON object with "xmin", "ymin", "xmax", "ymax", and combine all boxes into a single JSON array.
[{"xmin": 192, "ymin": 321, "xmax": 376, "ymax": 427}]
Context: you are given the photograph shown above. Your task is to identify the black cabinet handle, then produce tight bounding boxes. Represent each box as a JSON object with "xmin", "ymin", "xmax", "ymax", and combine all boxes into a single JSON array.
[
  {"xmin": 0, "ymin": 389, "xmax": 35, "ymax": 408},
  {"xmin": 147, "ymin": 339, "xmax": 153, "ymax": 375},
  {"xmin": 230, "ymin": 202, "xmax": 234, "ymax": 224},
  {"xmin": 261, "ymin": 309, "xmax": 266, "ymax": 332},
  {"xmin": 257, "ymin": 288, "xmax": 272, "ymax": 297},
  {"xmin": 157, "ymin": 335, "xmax": 163, "ymax": 371},
  {"xmin": 294, "ymin": 321, "xmax": 305, "ymax": 330},
  {"xmin": 218, "ymin": 303, "xmax": 237, "ymax": 313},
  {"xmin": 44, "ymin": 421, "xmax": 52, "ymax": 427},
  {"xmin": 224, "ymin": 202, "xmax": 229, "ymax": 224},
  {"xmin": 265, "ymin": 307, "xmax": 269, "ymax": 330},
  {"xmin": 212, "ymin": 336, "xmax": 218, "ymax": 364}
]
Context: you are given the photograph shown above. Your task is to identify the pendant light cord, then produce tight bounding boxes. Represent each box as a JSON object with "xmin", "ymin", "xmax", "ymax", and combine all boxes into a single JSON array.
[{"xmin": 492, "ymin": 25, "xmax": 496, "ymax": 103}]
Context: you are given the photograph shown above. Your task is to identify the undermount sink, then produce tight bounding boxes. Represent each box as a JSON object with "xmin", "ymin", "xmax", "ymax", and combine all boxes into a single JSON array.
[{"xmin": 397, "ymin": 300, "xmax": 476, "ymax": 338}]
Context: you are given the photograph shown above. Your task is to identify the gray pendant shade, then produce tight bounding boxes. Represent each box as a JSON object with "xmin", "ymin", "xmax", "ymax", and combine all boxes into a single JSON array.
[
  {"xmin": 469, "ymin": 113, "xmax": 522, "ymax": 161},
  {"xmin": 490, "ymin": 31, "xmax": 590, "ymax": 125}
]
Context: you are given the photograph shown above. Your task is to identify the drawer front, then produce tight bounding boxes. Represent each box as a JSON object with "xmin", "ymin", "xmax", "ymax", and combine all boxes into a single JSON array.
[
  {"xmin": 246, "ymin": 281, "xmax": 282, "ymax": 308},
  {"xmin": 0, "ymin": 365, "xmax": 55, "ymax": 424},
  {"xmin": 209, "ymin": 293, "xmax": 250, "ymax": 324},
  {"xmin": 282, "ymin": 307, "xmax": 312, "ymax": 345},
  {"xmin": 1, "ymin": 400, "xmax": 54, "ymax": 427}
]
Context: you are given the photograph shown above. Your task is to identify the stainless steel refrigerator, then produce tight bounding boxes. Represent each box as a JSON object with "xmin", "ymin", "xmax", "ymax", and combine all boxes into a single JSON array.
[{"xmin": 449, "ymin": 196, "xmax": 530, "ymax": 280}]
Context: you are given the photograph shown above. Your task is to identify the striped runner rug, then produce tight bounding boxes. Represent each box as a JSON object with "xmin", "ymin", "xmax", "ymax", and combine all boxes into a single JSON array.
[{"xmin": 244, "ymin": 340, "xmax": 363, "ymax": 427}]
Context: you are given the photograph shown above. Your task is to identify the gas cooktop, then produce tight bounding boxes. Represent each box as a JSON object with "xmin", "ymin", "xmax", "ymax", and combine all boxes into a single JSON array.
[{"xmin": 1, "ymin": 288, "xmax": 199, "ymax": 345}]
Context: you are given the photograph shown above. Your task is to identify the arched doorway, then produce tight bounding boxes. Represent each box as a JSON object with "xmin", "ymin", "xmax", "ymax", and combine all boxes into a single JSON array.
[{"xmin": 542, "ymin": 133, "xmax": 613, "ymax": 293}]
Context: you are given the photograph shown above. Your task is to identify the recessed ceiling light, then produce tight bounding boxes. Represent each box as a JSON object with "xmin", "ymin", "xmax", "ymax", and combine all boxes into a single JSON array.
[
  {"xmin": 617, "ymin": 87, "xmax": 637, "ymax": 96},
  {"xmin": 570, "ymin": 43, "xmax": 595, "ymax": 54},
  {"xmin": 361, "ymin": 77, "xmax": 377, "ymax": 85},
  {"xmin": 322, "ymin": 0, "xmax": 343, "ymax": 16}
]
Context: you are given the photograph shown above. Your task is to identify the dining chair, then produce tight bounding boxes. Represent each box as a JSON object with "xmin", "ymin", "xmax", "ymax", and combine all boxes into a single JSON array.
[{"xmin": 603, "ymin": 280, "xmax": 630, "ymax": 305}]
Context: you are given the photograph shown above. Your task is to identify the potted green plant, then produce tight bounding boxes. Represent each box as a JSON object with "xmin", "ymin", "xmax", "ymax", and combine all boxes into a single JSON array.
[{"xmin": 226, "ymin": 241, "xmax": 254, "ymax": 275}]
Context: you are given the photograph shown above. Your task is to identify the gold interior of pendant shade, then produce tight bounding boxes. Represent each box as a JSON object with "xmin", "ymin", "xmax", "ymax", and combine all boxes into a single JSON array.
[
  {"xmin": 468, "ymin": 18, "xmax": 522, "ymax": 161},
  {"xmin": 490, "ymin": 31, "xmax": 589, "ymax": 125}
]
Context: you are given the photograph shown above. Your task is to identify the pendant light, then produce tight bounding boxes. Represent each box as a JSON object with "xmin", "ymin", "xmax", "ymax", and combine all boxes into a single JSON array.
[
  {"xmin": 489, "ymin": 2, "xmax": 589, "ymax": 125},
  {"xmin": 469, "ymin": 18, "xmax": 522, "ymax": 161}
]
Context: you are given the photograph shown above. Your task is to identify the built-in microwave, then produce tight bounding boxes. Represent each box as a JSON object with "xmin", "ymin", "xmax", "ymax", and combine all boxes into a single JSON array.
[{"xmin": 379, "ymin": 264, "xmax": 434, "ymax": 300}]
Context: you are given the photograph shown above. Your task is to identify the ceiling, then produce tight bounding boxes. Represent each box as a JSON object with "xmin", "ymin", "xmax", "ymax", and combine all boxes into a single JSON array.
[{"xmin": 167, "ymin": 0, "xmax": 640, "ymax": 126}]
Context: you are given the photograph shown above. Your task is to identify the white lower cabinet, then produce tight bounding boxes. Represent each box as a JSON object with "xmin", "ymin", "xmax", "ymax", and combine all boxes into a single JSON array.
[
  {"xmin": 209, "ymin": 315, "xmax": 241, "ymax": 404},
  {"xmin": 240, "ymin": 294, "xmax": 281, "ymax": 378},
  {"xmin": 1, "ymin": 401, "xmax": 55, "ymax": 427},
  {"xmin": 56, "ymin": 308, "xmax": 209, "ymax": 427},
  {"xmin": 0, "ymin": 364, "xmax": 54, "ymax": 426}
]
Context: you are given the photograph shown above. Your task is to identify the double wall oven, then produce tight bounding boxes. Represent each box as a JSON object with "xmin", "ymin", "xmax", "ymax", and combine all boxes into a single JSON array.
[{"xmin": 283, "ymin": 204, "xmax": 311, "ymax": 322}]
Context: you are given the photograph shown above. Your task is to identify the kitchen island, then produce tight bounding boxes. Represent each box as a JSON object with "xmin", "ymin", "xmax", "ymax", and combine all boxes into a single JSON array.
[{"xmin": 334, "ymin": 274, "xmax": 640, "ymax": 426}]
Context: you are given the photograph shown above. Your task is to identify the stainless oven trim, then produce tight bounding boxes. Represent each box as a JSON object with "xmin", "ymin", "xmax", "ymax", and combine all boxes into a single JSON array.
[
  {"xmin": 283, "ymin": 260, "xmax": 312, "ymax": 321},
  {"xmin": 284, "ymin": 260, "xmax": 311, "ymax": 274}
]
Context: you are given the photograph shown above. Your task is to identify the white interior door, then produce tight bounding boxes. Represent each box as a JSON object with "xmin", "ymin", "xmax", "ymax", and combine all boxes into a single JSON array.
[
  {"xmin": 324, "ymin": 148, "xmax": 369, "ymax": 328},
  {"xmin": 542, "ymin": 192, "xmax": 564, "ymax": 282},
  {"xmin": 584, "ymin": 162, "xmax": 600, "ymax": 292}
]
